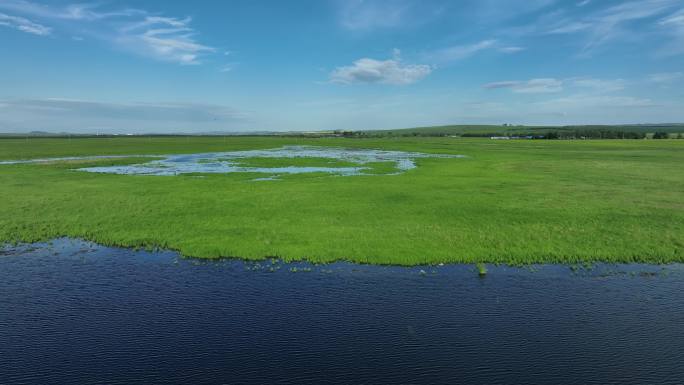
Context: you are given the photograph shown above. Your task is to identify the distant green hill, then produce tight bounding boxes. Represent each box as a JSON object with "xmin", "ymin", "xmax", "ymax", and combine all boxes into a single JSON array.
[
  {"xmin": 2, "ymin": 123, "xmax": 683, "ymax": 139},
  {"xmin": 357, "ymin": 124, "xmax": 684, "ymax": 138}
]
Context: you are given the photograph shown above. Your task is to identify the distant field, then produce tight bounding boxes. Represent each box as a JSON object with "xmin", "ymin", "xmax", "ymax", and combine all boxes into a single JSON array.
[
  {"xmin": 1, "ymin": 136, "xmax": 682, "ymax": 265},
  {"xmin": 360, "ymin": 123, "xmax": 684, "ymax": 138}
]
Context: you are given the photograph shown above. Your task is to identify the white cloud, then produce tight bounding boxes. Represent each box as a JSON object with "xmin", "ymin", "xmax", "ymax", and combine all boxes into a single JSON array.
[
  {"xmin": 0, "ymin": 0, "xmax": 144, "ymax": 20},
  {"xmin": 577, "ymin": 0, "xmax": 591, "ymax": 6},
  {"xmin": 484, "ymin": 78, "xmax": 564, "ymax": 93},
  {"xmin": 547, "ymin": 21, "xmax": 591, "ymax": 34},
  {"xmin": 0, "ymin": 98, "xmax": 248, "ymax": 133},
  {"xmin": 427, "ymin": 39, "xmax": 497, "ymax": 63},
  {"xmin": 658, "ymin": 9, "xmax": 684, "ymax": 56},
  {"xmin": 498, "ymin": 46, "xmax": 525, "ymax": 53},
  {"xmin": 0, "ymin": 1, "xmax": 214, "ymax": 65},
  {"xmin": 543, "ymin": 0, "xmax": 680, "ymax": 53},
  {"xmin": 483, "ymin": 80, "xmax": 520, "ymax": 89},
  {"xmin": 5, "ymin": 98, "xmax": 244, "ymax": 119},
  {"xmin": 470, "ymin": 0, "xmax": 556, "ymax": 24},
  {"xmin": 571, "ymin": 77, "xmax": 625, "ymax": 92},
  {"xmin": 330, "ymin": 51, "xmax": 431, "ymax": 85},
  {"xmin": 338, "ymin": 0, "xmax": 410, "ymax": 30},
  {"xmin": 661, "ymin": 9, "xmax": 684, "ymax": 26},
  {"xmin": 117, "ymin": 16, "xmax": 214, "ymax": 65},
  {"xmin": 648, "ymin": 72, "xmax": 684, "ymax": 83},
  {"xmin": 336, "ymin": 0, "xmax": 442, "ymax": 31},
  {"xmin": 219, "ymin": 64, "xmax": 234, "ymax": 73},
  {"xmin": 535, "ymin": 95, "xmax": 658, "ymax": 109},
  {"xmin": 0, "ymin": 12, "xmax": 50, "ymax": 35},
  {"xmin": 485, "ymin": 77, "xmax": 628, "ymax": 94}
]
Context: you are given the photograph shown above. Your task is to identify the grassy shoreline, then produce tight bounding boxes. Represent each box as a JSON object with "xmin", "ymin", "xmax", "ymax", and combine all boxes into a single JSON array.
[{"xmin": 1, "ymin": 137, "xmax": 682, "ymax": 265}]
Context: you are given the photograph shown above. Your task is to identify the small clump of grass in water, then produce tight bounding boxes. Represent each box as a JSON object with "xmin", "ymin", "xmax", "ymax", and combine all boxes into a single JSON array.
[
  {"xmin": 476, "ymin": 263, "xmax": 488, "ymax": 277},
  {"xmin": 289, "ymin": 266, "xmax": 312, "ymax": 273}
]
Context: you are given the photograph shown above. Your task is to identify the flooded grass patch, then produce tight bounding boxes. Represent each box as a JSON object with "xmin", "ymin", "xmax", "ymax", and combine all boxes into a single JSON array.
[
  {"xmin": 60, "ymin": 145, "xmax": 463, "ymax": 178},
  {"xmin": 0, "ymin": 137, "xmax": 682, "ymax": 265},
  {"xmin": 232, "ymin": 156, "xmax": 358, "ymax": 168}
]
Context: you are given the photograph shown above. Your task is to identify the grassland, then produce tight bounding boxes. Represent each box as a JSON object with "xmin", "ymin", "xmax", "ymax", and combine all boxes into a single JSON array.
[
  {"xmin": 359, "ymin": 123, "xmax": 684, "ymax": 138},
  {"xmin": 1, "ymin": 136, "xmax": 682, "ymax": 265}
]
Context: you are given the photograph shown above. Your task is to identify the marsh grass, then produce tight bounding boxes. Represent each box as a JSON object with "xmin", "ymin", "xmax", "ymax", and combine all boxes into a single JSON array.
[
  {"xmin": 0, "ymin": 137, "xmax": 683, "ymax": 265},
  {"xmin": 476, "ymin": 263, "xmax": 488, "ymax": 276}
]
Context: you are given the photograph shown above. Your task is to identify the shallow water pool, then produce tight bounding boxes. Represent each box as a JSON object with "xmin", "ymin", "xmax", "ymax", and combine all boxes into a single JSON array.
[
  {"xmin": 1, "ymin": 239, "xmax": 683, "ymax": 384},
  {"xmin": 0, "ymin": 146, "xmax": 465, "ymax": 179}
]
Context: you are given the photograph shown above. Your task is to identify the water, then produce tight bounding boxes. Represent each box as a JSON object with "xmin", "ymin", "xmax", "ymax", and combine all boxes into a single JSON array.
[
  {"xmin": 1, "ymin": 239, "xmax": 683, "ymax": 385},
  {"xmin": 0, "ymin": 146, "xmax": 464, "ymax": 179},
  {"xmin": 0, "ymin": 154, "xmax": 157, "ymax": 165}
]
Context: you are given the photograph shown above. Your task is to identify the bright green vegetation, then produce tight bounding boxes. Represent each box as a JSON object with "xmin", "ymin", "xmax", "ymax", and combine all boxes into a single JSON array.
[
  {"xmin": 476, "ymin": 263, "xmax": 488, "ymax": 276},
  {"xmin": 1, "ymin": 136, "xmax": 683, "ymax": 265}
]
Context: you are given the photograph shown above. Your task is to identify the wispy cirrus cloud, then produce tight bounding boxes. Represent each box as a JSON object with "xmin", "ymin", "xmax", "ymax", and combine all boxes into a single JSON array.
[
  {"xmin": 658, "ymin": 9, "xmax": 684, "ymax": 56},
  {"xmin": 534, "ymin": 95, "xmax": 659, "ymax": 110},
  {"xmin": 0, "ymin": 0, "xmax": 145, "ymax": 21},
  {"xmin": 426, "ymin": 39, "xmax": 498, "ymax": 64},
  {"xmin": 116, "ymin": 16, "xmax": 215, "ymax": 65},
  {"xmin": 648, "ymin": 72, "xmax": 683, "ymax": 83},
  {"xmin": 570, "ymin": 77, "xmax": 626, "ymax": 92},
  {"xmin": 330, "ymin": 50, "xmax": 432, "ymax": 85},
  {"xmin": 484, "ymin": 78, "xmax": 564, "ymax": 93},
  {"xmin": 498, "ymin": 46, "xmax": 525, "ymax": 53},
  {"xmin": 484, "ymin": 76, "xmax": 627, "ymax": 94},
  {"xmin": 0, "ymin": 12, "xmax": 50, "ymax": 35},
  {"xmin": 0, "ymin": 1, "xmax": 215, "ymax": 65},
  {"xmin": 469, "ymin": 0, "xmax": 556, "ymax": 23},
  {"xmin": 336, "ymin": 0, "xmax": 443, "ymax": 32},
  {"xmin": 337, "ymin": 0, "xmax": 411, "ymax": 31},
  {"xmin": 0, "ymin": 98, "xmax": 248, "ymax": 133},
  {"xmin": 541, "ymin": 0, "xmax": 681, "ymax": 54},
  {"xmin": 1, "ymin": 98, "xmax": 246, "ymax": 120},
  {"xmin": 329, "ymin": 38, "xmax": 520, "ymax": 86}
]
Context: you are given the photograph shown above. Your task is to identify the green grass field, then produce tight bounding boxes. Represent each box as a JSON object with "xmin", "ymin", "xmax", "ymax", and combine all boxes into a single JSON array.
[
  {"xmin": 360, "ymin": 123, "xmax": 684, "ymax": 137},
  {"xmin": 1, "ymin": 136, "xmax": 682, "ymax": 265}
]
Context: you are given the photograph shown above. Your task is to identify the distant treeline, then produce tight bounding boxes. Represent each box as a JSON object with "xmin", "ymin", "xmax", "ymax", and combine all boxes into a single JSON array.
[
  {"xmin": 339, "ymin": 129, "xmax": 684, "ymax": 139},
  {"xmin": 461, "ymin": 131, "xmax": 682, "ymax": 139}
]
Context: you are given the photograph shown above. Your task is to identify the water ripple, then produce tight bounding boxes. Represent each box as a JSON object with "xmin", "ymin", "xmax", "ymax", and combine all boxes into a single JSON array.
[{"xmin": 0, "ymin": 239, "xmax": 682, "ymax": 385}]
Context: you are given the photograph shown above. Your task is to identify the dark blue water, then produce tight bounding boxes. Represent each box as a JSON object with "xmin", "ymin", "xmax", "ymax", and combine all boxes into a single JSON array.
[{"xmin": 1, "ymin": 239, "xmax": 683, "ymax": 385}]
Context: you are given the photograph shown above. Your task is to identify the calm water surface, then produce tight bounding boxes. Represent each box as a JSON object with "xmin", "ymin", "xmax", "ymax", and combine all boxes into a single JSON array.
[{"xmin": 1, "ymin": 239, "xmax": 683, "ymax": 385}]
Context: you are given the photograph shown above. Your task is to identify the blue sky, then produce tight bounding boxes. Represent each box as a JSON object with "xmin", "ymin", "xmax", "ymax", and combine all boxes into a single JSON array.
[{"xmin": 1, "ymin": 0, "xmax": 683, "ymax": 133}]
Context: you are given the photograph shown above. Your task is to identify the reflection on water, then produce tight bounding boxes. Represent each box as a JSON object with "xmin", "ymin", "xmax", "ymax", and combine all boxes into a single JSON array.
[
  {"xmin": 0, "ymin": 146, "xmax": 465, "ymax": 179},
  {"xmin": 1, "ymin": 239, "xmax": 683, "ymax": 385}
]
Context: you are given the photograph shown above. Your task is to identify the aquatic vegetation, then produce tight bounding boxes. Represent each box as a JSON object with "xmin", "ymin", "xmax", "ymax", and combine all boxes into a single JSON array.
[
  {"xmin": 476, "ymin": 263, "xmax": 488, "ymax": 276},
  {"xmin": 0, "ymin": 136, "xmax": 683, "ymax": 265},
  {"xmin": 289, "ymin": 266, "xmax": 312, "ymax": 273}
]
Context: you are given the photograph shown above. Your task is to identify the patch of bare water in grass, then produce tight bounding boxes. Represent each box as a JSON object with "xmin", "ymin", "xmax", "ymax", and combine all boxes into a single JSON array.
[{"xmin": 0, "ymin": 146, "xmax": 464, "ymax": 179}]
